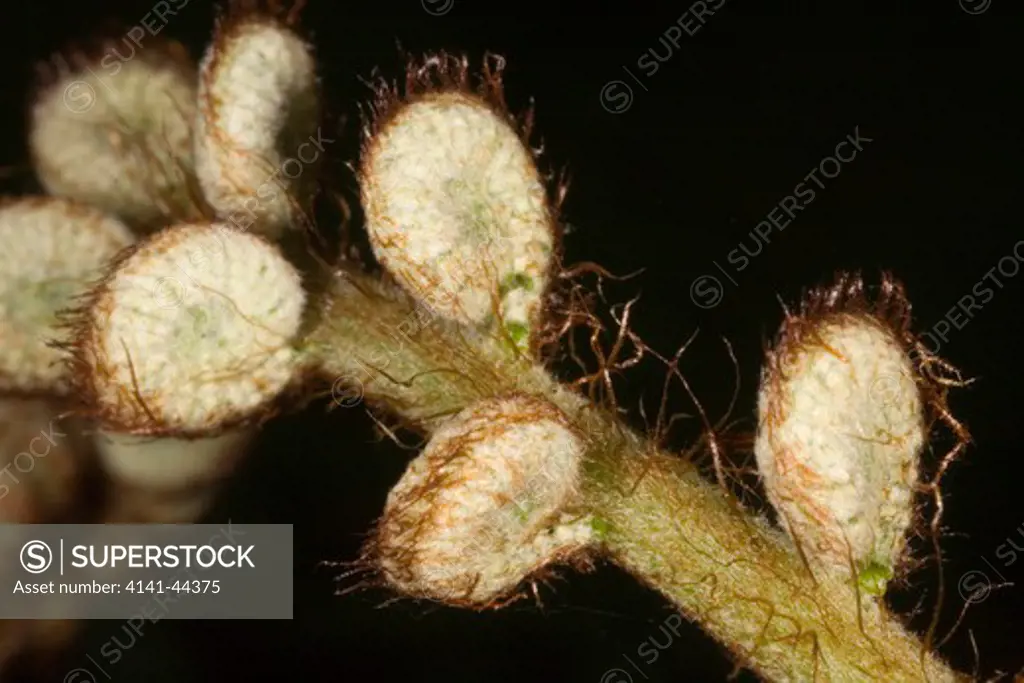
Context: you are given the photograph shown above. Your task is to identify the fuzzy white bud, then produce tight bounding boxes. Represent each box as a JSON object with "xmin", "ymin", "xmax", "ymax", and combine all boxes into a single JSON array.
[
  {"xmin": 375, "ymin": 394, "xmax": 593, "ymax": 605},
  {"xmin": 195, "ymin": 9, "xmax": 320, "ymax": 238},
  {"xmin": 756, "ymin": 308, "xmax": 925, "ymax": 593},
  {"xmin": 30, "ymin": 43, "xmax": 199, "ymax": 227},
  {"xmin": 0, "ymin": 197, "xmax": 134, "ymax": 394},
  {"xmin": 70, "ymin": 222, "xmax": 306, "ymax": 436},
  {"xmin": 362, "ymin": 86, "xmax": 555, "ymax": 351}
]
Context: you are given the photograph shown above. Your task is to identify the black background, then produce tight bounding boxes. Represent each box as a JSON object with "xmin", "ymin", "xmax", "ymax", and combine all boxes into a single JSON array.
[{"xmin": 1, "ymin": 1, "xmax": 1022, "ymax": 681}]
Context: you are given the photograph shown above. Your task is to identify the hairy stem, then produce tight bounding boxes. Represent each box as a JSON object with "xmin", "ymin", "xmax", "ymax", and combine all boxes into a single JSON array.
[
  {"xmin": 586, "ymin": 436, "xmax": 962, "ymax": 682},
  {"xmin": 308, "ymin": 269, "xmax": 964, "ymax": 682}
]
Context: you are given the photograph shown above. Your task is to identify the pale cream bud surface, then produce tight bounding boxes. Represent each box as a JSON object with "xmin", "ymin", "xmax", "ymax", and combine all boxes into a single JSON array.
[
  {"xmin": 30, "ymin": 49, "xmax": 197, "ymax": 226},
  {"xmin": 362, "ymin": 92, "xmax": 554, "ymax": 348},
  {"xmin": 73, "ymin": 222, "xmax": 305, "ymax": 435},
  {"xmin": 756, "ymin": 314, "xmax": 925, "ymax": 591},
  {"xmin": 0, "ymin": 197, "xmax": 133, "ymax": 394},
  {"xmin": 195, "ymin": 14, "xmax": 320, "ymax": 237},
  {"xmin": 376, "ymin": 394, "xmax": 593, "ymax": 605}
]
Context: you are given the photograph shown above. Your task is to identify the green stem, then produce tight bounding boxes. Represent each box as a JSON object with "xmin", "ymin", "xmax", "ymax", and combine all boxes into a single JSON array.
[
  {"xmin": 586, "ymin": 434, "xmax": 963, "ymax": 682},
  {"xmin": 307, "ymin": 269, "xmax": 964, "ymax": 682}
]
